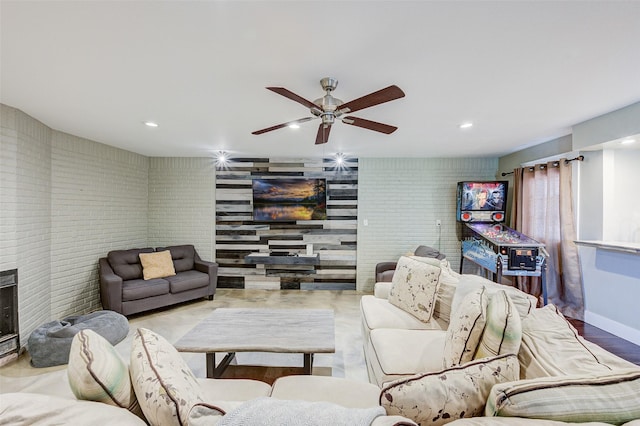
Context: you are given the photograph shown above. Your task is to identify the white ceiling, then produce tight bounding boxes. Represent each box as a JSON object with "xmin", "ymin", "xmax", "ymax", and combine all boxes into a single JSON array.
[{"xmin": 2, "ymin": 1, "xmax": 640, "ymax": 159}]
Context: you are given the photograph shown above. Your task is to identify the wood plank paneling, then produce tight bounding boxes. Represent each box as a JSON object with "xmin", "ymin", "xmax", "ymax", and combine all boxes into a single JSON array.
[{"xmin": 216, "ymin": 157, "xmax": 358, "ymax": 290}]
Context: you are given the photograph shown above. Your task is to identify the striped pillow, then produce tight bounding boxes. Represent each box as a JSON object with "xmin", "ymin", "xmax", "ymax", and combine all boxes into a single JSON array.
[
  {"xmin": 486, "ymin": 369, "xmax": 640, "ymax": 423},
  {"xmin": 474, "ymin": 290, "xmax": 522, "ymax": 359},
  {"xmin": 68, "ymin": 329, "xmax": 141, "ymax": 416},
  {"xmin": 443, "ymin": 286, "xmax": 488, "ymax": 368},
  {"xmin": 381, "ymin": 354, "xmax": 519, "ymax": 426}
]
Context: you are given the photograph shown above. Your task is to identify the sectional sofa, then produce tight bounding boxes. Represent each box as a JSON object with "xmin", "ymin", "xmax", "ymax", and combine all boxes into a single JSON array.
[
  {"xmin": 361, "ymin": 255, "xmax": 640, "ymax": 425},
  {"xmin": 0, "ymin": 327, "xmax": 418, "ymax": 425},
  {"xmin": 3, "ymin": 254, "xmax": 640, "ymax": 425}
]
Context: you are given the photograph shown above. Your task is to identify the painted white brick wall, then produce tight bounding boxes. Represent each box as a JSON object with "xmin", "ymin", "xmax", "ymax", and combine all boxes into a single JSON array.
[
  {"xmin": 50, "ymin": 131, "xmax": 149, "ymax": 319},
  {"xmin": 0, "ymin": 105, "xmax": 18, "ymax": 271},
  {"xmin": 148, "ymin": 158, "xmax": 216, "ymax": 261},
  {"xmin": 2, "ymin": 104, "xmax": 150, "ymax": 342},
  {"xmin": 356, "ymin": 157, "xmax": 499, "ymax": 292},
  {"xmin": 0, "ymin": 107, "xmax": 53, "ymax": 344}
]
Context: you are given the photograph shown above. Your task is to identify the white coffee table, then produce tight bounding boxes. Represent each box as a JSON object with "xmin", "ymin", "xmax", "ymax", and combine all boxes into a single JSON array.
[{"xmin": 174, "ymin": 308, "xmax": 335, "ymax": 378}]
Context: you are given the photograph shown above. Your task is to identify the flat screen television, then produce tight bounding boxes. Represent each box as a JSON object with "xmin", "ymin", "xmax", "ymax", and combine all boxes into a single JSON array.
[
  {"xmin": 456, "ymin": 181, "xmax": 508, "ymax": 223},
  {"xmin": 252, "ymin": 178, "xmax": 327, "ymax": 221}
]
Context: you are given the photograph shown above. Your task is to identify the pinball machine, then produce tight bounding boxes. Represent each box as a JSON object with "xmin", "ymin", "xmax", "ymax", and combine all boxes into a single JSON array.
[{"xmin": 457, "ymin": 181, "xmax": 548, "ymax": 304}]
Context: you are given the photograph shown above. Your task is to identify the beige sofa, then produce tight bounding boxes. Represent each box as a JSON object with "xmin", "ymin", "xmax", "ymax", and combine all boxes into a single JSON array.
[
  {"xmin": 0, "ymin": 327, "xmax": 417, "ymax": 426},
  {"xmin": 4, "ymin": 255, "xmax": 639, "ymax": 425},
  {"xmin": 361, "ymin": 255, "xmax": 640, "ymax": 425}
]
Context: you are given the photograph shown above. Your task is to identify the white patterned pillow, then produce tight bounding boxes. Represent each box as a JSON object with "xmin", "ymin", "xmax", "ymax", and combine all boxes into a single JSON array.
[
  {"xmin": 408, "ymin": 256, "xmax": 459, "ymax": 324},
  {"xmin": 443, "ymin": 286, "xmax": 488, "ymax": 368},
  {"xmin": 474, "ymin": 290, "xmax": 522, "ymax": 359},
  {"xmin": 130, "ymin": 328, "xmax": 209, "ymax": 426},
  {"xmin": 381, "ymin": 354, "xmax": 519, "ymax": 425},
  {"xmin": 408, "ymin": 256, "xmax": 459, "ymax": 285},
  {"xmin": 388, "ymin": 256, "xmax": 442, "ymax": 322},
  {"xmin": 486, "ymin": 369, "xmax": 640, "ymax": 423},
  {"xmin": 67, "ymin": 329, "xmax": 142, "ymax": 417}
]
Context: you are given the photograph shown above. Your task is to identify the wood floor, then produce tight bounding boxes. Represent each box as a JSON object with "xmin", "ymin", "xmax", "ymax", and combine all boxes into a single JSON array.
[{"xmin": 568, "ymin": 318, "xmax": 640, "ymax": 366}]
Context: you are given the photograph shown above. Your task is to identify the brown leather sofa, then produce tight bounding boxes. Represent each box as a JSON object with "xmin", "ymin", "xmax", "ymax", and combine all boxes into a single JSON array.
[{"xmin": 99, "ymin": 244, "xmax": 217, "ymax": 316}]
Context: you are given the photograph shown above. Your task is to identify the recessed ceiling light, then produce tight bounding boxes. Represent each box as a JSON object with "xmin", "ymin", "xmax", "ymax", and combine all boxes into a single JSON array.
[
  {"xmin": 620, "ymin": 138, "xmax": 636, "ymax": 145},
  {"xmin": 215, "ymin": 151, "xmax": 228, "ymax": 166},
  {"xmin": 459, "ymin": 122, "xmax": 473, "ymax": 129},
  {"xmin": 144, "ymin": 121, "xmax": 159, "ymax": 128}
]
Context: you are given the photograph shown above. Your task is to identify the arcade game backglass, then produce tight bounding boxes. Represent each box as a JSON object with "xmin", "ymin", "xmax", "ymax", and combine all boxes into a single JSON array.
[{"xmin": 457, "ymin": 181, "xmax": 548, "ymax": 304}]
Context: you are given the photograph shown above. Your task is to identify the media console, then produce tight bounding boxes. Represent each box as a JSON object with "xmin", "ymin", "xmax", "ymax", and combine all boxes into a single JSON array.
[{"xmin": 244, "ymin": 253, "xmax": 320, "ymax": 265}]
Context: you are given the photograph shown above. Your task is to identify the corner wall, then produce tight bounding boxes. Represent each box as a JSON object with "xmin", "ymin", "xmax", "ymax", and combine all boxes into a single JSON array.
[
  {"xmin": 498, "ymin": 101, "xmax": 640, "ymax": 344},
  {"xmin": 50, "ymin": 131, "xmax": 148, "ymax": 319},
  {"xmin": 356, "ymin": 157, "xmax": 499, "ymax": 292},
  {"xmin": 1, "ymin": 105, "xmax": 52, "ymax": 343},
  {"xmin": 1, "ymin": 104, "xmax": 149, "ymax": 343},
  {"xmin": 148, "ymin": 157, "xmax": 216, "ymax": 261}
]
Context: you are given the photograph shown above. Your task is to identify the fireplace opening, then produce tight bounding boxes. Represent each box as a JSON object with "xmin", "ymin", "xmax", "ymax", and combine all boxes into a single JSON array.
[{"xmin": 0, "ymin": 269, "xmax": 19, "ymax": 366}]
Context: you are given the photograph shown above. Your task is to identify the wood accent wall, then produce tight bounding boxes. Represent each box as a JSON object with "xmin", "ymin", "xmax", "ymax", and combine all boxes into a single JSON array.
[{"xmin": 215, "ymin": 157, "xmax": 358, "ymax": 290}]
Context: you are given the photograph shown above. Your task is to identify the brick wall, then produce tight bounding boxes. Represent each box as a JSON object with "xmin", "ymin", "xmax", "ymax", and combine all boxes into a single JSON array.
[
  {"xmin": 50, "ymin": 131, "xmax": 148, "ymax": 319},
  {"xmin": 1, "ymin": 104, "xmax": 149, "ymax": 342},
  {"xmin": 0, "ymin": 105, "xmax": 18, "ymax": 272},
  {"xmin": 148, "ymin": 157, "xmax": 215, "ymax": 261},
  {"xmin": 0, "ymin": 106, "xmax": 53, "ymax": 343},
  {"xmin": 356, "ymin": 157, "xmax": 499, "ymax": 291}
]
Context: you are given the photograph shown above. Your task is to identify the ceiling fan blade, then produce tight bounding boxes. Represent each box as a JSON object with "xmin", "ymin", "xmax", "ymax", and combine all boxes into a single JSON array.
[
  {"xmin": 342, "ymin": 116, "xmax": 398, "ymax": 134},
  {"xmin": 315, "ymin": 123, "xmax": 332, "ymax": 145},
  {"xmin": 266, "ymin": 87, "xmax": 319, "ymax": 110},
  {"xmin": 252, "ymin": 117, "xmax": 316, "ymax": 135},
  {"xmin": 337, "ymin": 85, "xmax": 405, "ymax": 114}
]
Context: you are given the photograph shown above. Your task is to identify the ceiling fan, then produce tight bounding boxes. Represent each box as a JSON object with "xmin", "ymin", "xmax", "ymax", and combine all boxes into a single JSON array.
[{"xmin": 252, "ymin": 77, "xmax": 405, "ymax": 145}]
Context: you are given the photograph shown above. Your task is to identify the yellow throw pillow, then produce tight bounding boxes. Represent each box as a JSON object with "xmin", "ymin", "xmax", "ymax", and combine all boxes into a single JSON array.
[{"xmin": 139, "ymin": 250, "xmax": 176, "ymax": 280}]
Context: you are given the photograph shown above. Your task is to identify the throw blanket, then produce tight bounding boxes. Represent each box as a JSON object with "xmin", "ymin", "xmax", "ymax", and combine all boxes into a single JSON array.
[{"xmin": 217, "ymin": 397, "xmax": 385, "ymax": 426}]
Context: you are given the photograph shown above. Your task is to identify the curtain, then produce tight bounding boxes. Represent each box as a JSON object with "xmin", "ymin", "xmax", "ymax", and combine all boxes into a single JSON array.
[{"xmin": 510, "ymin": 160, "xmax": 584, "ymax": 319}]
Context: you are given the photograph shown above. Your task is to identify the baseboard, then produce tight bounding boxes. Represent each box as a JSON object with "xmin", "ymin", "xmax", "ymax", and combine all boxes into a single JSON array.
[{"xmin": 584, "ymin": 310, "xmax": 640, "ymax": 346}]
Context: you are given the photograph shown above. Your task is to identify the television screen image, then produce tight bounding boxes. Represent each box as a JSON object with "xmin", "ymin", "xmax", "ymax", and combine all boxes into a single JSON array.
[
  {"xmin": 252, "ymin": 178, "xmax": 327, "ymax": 221},
  {"xmin": 457, "ymin": 181, "xmax": 508, "ymax": 222}
]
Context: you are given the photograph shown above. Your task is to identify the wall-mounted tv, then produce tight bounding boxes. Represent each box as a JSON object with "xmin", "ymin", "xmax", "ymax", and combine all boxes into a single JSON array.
[
  {"xmin": 456, "ymin": 181, "xmax": 508, "ymax": 223},
  {"xmin": 252, "ymin": 178, "xmax": 327, "ymax": 221}
]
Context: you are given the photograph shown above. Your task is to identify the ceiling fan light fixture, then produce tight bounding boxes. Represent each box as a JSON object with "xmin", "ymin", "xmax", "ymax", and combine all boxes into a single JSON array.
[{"xmin": 321, "ymin": 113, "xmax": 335, "ymax": 125}]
